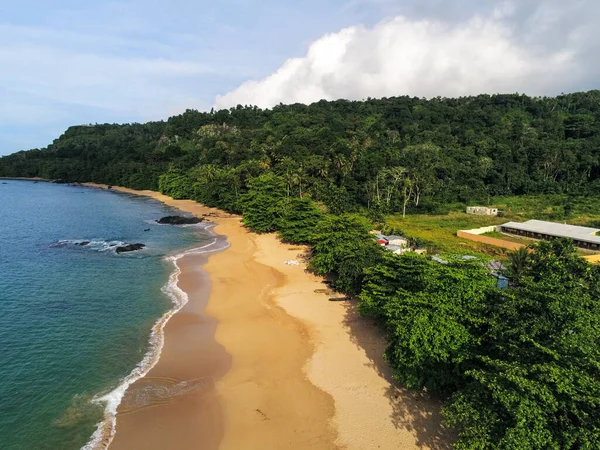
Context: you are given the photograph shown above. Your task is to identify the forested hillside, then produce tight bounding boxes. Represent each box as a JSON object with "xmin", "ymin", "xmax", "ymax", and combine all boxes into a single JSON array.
[
  {"xmin": 3, "ymin": 92, "xmax": 600, "ymax": 449},
  {"xmin": 2, "ymin": 91, "xmax": 600, "ymax": 215}
]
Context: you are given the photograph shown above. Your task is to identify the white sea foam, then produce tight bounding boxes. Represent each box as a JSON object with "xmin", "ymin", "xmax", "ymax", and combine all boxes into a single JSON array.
[
  {"xmin": 54, "ymin": 239, "xmax": 127, "ymax": 253},
  {"xmin": 81, "ymin": 226, "xmax": 228, "ymax": 450}
]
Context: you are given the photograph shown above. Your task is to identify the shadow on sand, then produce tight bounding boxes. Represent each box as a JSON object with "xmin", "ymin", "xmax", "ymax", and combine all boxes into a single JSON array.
[{"xmin": 341, "ymin": 300, "xmax": 455, "ymax": 450}]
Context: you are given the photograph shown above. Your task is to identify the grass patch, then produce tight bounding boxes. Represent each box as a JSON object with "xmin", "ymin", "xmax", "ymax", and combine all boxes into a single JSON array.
[
  {"xmin": 481, "ymin": 231, "xmax": 534, "ymax": 245},
  {"xmin": 384, "ymin": 195, "xmax": 600, "ymax": 258},
  {"xmin": 491, "ymin": 195, "xmax": 600, "ymax": 224},
  {"xmin": 384, "ymin": 212, "xmax": 509, "ymax": 257}
]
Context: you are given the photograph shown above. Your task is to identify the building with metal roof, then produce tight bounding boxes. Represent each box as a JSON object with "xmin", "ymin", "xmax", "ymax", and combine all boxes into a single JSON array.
[
  {"xmin": 497, "ymin": 220, "xmax": 600, "ymax": 250},
  {"xmin": 386, "ymin": 235, "xmax": 409, "ymax": 247}
]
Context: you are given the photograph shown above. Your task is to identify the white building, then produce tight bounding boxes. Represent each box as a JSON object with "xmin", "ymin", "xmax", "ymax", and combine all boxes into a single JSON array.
[
  {"xmin": 386, "ymin": 235, "xmax": 409, "ymax": 247},
  {"xmin": 498, "ymin": 220, "xmax": 600, "ymax": 250},
  {"xmin": 466, "ymin": 206, "xmax": 499, "ymax": 216}
]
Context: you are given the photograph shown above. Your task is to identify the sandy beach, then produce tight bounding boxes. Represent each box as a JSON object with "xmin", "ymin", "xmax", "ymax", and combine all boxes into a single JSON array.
[{"xmin": 85, "ymin": 184, "xmax": 449, "ymax": 450}]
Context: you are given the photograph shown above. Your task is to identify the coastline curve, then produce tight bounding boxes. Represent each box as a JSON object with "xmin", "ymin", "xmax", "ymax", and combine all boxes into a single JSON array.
[{"xmin": 82, "ymin": 225, "xmax": 229, "ymax": 450}]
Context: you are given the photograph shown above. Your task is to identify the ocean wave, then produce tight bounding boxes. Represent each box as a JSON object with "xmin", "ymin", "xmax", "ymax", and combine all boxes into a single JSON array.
[
  {"xmin": 52, "ymin": 239, "xmax": 127, "ymax": 253},
  {"xmin": 81, "ymin": 227, "xmax": 229, "ymax": 450}
]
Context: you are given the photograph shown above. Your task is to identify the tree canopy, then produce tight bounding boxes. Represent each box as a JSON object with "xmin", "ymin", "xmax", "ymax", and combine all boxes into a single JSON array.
[
  {"xmin": 360, "ymin": 240, "xmax": 600, "ymax": 449},
  {"xmin": 3, "ymin": 91, "xmax": 600, "ymax": 213}
]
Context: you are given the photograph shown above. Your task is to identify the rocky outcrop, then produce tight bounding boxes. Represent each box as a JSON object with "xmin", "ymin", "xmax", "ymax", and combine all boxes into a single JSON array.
[
  {"xmin": 156, "ymin": 215, "xmax": 203, "ymax": 225},
  {"xmin": 115, "ymin": 243, "xmax": 146, "ymax": 254}
]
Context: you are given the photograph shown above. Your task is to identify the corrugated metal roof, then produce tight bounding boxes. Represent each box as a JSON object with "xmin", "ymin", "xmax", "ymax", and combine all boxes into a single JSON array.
[
  {"xmin": 487, "ymin": 260, "xmax": 507, "ymax": 272},
  {"xmin": 500, "ymin": 220, "xmax": 600, "ymax": 244},
  {"xmin": 386, "ymin": 235, "xmax": 406, "ymax": 241}
]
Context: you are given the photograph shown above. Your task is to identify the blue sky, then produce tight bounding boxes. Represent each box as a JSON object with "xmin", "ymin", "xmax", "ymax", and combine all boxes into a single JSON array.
[
  {"xmin": 0, "ymin": 0, "xmax": 393, "ymax": 154},
  {"xmin": 1, "ymin": 0, "xmax": 598, "ymax": 155}
]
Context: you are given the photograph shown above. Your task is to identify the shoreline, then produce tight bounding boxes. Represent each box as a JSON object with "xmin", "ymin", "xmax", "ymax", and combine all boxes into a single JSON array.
[
  {"xmin": 82, "ymin": 229, "xmax": 228, "ymax": 450},
  {"xmin": 82, "ymin": 183, "xmax": 448, "ymax": 450}
]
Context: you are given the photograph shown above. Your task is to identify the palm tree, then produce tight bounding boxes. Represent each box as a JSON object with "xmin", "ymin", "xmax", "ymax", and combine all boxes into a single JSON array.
[{"xmin": 508, "ymin": 247, "xmax": 529, "ymax": 285}]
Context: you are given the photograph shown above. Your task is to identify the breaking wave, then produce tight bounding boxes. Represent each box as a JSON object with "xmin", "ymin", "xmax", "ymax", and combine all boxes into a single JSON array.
[
  {"xmin": 81, "ymin": 225, "xmax": 228, "ymax": 450},
  {"xmin": 52, "ymin": 239, "xmax": 127, "ymax": 253}
]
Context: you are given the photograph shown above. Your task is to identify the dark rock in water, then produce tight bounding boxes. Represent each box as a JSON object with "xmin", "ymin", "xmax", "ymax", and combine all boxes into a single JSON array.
[
  {"xmin": 107, "ymin": 185, "xmax": 113, "ymax": 189},
  {"xmin": 52, "ymin": 179, "xmax": 67, "ymax": 184},
  {"xmin": 115, "ymin": 243, "xmax": 145, "ymax": 254},
  {"xmin": 1, "ymin": 182, "xmax": 7, "ymax": 185},
  {"xmin": 156, "ymin": 215, "xmax": 203, "ymax": 225},
  {"xmin": 77, "ymin": 241, "xmax": 90, "ymax": 246},
  {"xmin": 144, "ymin": 228, "xmax": 151, "ymax": 232}
]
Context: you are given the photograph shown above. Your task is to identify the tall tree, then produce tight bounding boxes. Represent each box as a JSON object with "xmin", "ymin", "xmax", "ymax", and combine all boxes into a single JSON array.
[
  {"xmin": 401, "ymin": 143, "xmax": 441, "ymax": 206},
  {"xmin": 445, "ymin": 240, "xmax": 600, "ymax": 449},
  {"xmin": 308, "ymin": 214, "xmax": 383, "ymax": 294},
  {"xmin": 239, "ymin": 173, "xmax": 286, "ymax": 232},
  {"xmin": 275, "ymin": 197, "xmax": 323, "ymax": 244},
  {"xmin": 360, "ymin": 253, "xmax": 495, "ymax": 392}
]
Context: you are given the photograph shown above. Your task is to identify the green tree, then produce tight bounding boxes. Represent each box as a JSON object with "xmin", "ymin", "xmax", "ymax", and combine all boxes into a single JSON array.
[
  {"xmin": 444, "ymin": 240, "xmax": 600, "ymax": 449},
  {"xmin": 239, "ymin": 173, "xmax": 286, "ymax": 233},
  {"xmin": 360, "ymin": 253, "xmax": 496, "ymax": 392},
  {"xmin": 308, "ymin": 214, "xmax": 383, "ymax": 294},
  {"xmin": 158, "ymin": 168, "xmax": 192, "ymax": 199},
  {"xmin": 507, "ymin": 246, "xmax": 529, "ymax": 285},
  {"xmin": 400, "ymin": 143, "xmax": 441, "ymax": 206},
  {"xmin": 275, "ymin": 197, "xmax": 323, "ymax": 244}
]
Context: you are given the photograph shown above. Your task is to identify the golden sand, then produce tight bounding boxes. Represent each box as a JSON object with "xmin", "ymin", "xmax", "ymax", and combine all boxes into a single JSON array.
[{"xmin": 84, "ymin": 184, "xmax": 449, "ymax": 450}]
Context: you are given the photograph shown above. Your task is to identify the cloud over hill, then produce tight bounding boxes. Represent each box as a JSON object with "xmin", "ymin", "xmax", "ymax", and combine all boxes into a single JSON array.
[{"xmin": 215, "ymin": 1, "xmax": 598, "ymax": 108}]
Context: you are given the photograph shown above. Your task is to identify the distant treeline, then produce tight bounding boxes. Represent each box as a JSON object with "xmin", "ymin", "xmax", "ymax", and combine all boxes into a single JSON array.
[{"xmin": 2, "ymin": 91, "xmax": 600, "ymax": 215}]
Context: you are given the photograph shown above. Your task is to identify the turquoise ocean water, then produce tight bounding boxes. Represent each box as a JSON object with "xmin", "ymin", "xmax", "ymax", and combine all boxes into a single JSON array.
[{"xmin": 0, "ymin": 181, "xmax": 217, "ymax": 450}]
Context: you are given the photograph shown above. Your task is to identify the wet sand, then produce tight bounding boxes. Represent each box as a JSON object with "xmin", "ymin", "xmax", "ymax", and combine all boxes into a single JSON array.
[
  {"xmin": 109, "ymin": 251, "xmax": 229, "ymax": 450},
  {"xmin": 85, "ymin": 184, "xmax": 449, "ymax": 450}
]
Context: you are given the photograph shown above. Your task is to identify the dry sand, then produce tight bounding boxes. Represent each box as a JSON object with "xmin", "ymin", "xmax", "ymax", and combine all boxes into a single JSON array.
[{"xmin": 84, "ymin": 184, "xmax": 449, "ymax": 450}]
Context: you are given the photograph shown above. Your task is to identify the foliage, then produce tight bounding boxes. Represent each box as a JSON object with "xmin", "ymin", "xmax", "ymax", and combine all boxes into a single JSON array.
[
  {"xmin": 360, "ymin": 253, "xmax": 496, "ymax": 392},
  {"xmin": 275, "ymin": 197, "xmax": 324, "ymax": 244},
  {"xmin": 158, "ymin": 168, "xmax": 192, "ymax": 199},
  {"xmin": 239, "ymin": 173, "xmax": 286, "ymax": 233},
  {"xmin": 308, "ymin": 214, "xmax": 383, "ymax": 294},
  {"xmin": 190, "ymin": 164, "xmax": 248, "ymax": 213},
  {"xmin": 359, "ymin": 239, "xmax": 600, "ymax": 449},
  {"xmin": 4, "ymin": 91, "xmax": 600, "ymax": 211},
  {"xmin": 444, "ymin": 239, "xmax": 600, "ymax": 449},
  {"xmin": 506, "ymin": 246, "xmax": 529, "ymax": 284}
]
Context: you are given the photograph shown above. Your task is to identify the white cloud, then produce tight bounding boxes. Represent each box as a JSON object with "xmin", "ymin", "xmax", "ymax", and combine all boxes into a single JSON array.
[
  {"xmin": 215, "ymin": 2, "xmax": 597, "ymax": 109},
  {"xmin": 0, "ymin": 25, "xmax": 219, "ymax": 124},
  {"xmin": 0, "ymin": 0, "xmax": 357, "ymax": 154}
]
